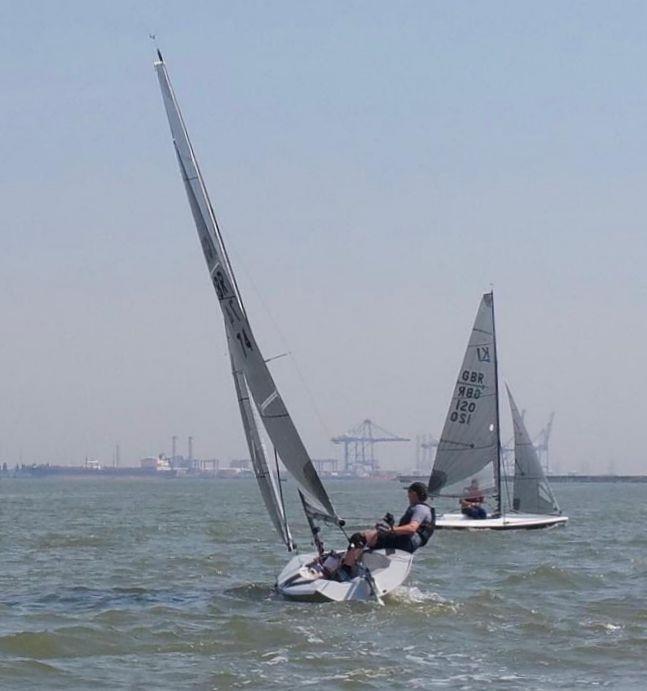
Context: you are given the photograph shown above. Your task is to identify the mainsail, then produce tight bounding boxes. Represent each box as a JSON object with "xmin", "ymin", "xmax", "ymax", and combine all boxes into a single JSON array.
[
  {"xmin": 154, "ymin": 52, "xmax": 340, "ymax": 527},
  {"xmin": 507, "ymin": 386, "xmax": 560, "ymax": 515},
  {"xmin": 429, "ymin": 293, "xmax": 501, "ymax": 507}
]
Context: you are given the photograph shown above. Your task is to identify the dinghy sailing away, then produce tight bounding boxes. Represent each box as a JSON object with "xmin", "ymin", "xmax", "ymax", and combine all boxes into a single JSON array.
[
  {"xmin": 153, "ymin": 51, "xmax": 414, "ymax": 601},
  {"xmin": 429, "ymin": 293, "xmax": 568, "ymax": 530}
]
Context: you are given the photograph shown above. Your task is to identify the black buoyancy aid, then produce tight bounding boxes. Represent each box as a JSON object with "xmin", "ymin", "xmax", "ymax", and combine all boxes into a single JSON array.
[{"xmin": 398, "ymin": 502, "xmax": 436, "ymax": 545}]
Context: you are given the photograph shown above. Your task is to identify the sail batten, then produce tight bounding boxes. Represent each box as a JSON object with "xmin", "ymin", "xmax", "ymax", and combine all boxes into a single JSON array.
[
  {"xmin": 507, "ymin": 386, "xmax": 560, "ymax": 515},
  {"xmin": 429, "ymin": 293, "xmax": 499, "ymax": 503},
  {"xmin": 154, "ymin": 56, "xmax": 340, "ymax": 527}
]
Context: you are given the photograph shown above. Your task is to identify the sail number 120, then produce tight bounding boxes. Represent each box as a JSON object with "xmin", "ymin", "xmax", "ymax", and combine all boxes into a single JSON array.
[{"xmin": 450, "ymin": 399, "xmax": 476, "ymax": 424}]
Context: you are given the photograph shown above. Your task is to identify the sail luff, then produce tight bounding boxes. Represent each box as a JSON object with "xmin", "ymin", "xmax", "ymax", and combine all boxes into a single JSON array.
[
  {"xmin": 506, "ymin": 385, "xmax": 561, "ymax": 515},
  {"xmin": 154, "ymin": 55, "xmax": 340, "ymax": 525},
  {"xmin": 231, "ymin": 357, "xmax": 294, "ymax": 550}
]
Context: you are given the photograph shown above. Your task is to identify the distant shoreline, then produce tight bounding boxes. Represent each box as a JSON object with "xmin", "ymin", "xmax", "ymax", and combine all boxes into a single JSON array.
[
  {"xmin": 396, "ymin": 473, "xmax": 647, "ymax": 484},
  {"xmin": 1, "ymin": 465, "xmax": 646, "ymax": 484}
]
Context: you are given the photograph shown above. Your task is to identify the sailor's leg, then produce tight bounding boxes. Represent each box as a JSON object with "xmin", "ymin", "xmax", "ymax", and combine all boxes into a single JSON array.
[
  {"xmin": 363, "ymin": 529, "xmax": 379, "ymax": 548},
  {"xmin": 341, "ymin": 546, "xmax": 362, "ymax": 569},
  {"xmin": 342, "ymin": 530, "xmax": 372, "ymax": 570}
]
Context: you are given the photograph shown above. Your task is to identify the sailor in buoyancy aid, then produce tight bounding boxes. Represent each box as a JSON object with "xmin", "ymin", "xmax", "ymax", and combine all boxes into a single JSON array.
[
  {"xmin": 340, "ymin": 482, "xmax": 435, "ymax": 574},
  {"xmin": 460, "ymin": 478, "xmax": 487, "ymax": 519}
]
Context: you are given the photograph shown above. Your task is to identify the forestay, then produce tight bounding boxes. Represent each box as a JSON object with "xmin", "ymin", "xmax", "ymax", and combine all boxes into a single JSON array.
[
  {"xmin": 507, "ymin": 386, "xmax": 561, "ymax": 515},
  {"xmin": 429, "ymin": 293, "xmax": 499, "ymax": 502},
  {"xmin": 154, "ymin": 53, "xmax": 340, "ymax": 526}
]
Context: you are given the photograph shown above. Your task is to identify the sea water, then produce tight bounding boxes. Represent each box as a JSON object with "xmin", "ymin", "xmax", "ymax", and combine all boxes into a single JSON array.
[{"xmin": 0, "ymin": 478, "xmax": 644, "ymax": 689}]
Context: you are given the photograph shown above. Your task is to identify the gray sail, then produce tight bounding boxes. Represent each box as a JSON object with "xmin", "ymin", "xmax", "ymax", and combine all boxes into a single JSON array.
[
  {"xmin": 507, "ymin": 386, "xmax": 560, "ymax": 515},
  {"xmin": 429, "ymin": 293, "xmax": 499, "ymax": 500},
  {"xmin": 154, "ymin": 53, "xmax": 340, "ymax": 525},
  {"xmin": 232, "ymin": 361, "xmax": 294, "ymax": 548}
]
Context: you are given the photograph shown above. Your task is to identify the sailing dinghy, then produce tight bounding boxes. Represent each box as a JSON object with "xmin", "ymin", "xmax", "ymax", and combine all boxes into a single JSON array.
[
  {"xmin": 153, "ymin": 51, "xmax": 413, "ymax": 601},
  {"xmin": 430, "ymin": 293, "xmax": 568, "ymax": 530}
]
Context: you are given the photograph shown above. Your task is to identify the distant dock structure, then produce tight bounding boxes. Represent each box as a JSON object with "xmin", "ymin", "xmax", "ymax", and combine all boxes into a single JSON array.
[{"xmin": 332, "ymin": 419, "xmax": 409, "ymax": 475}]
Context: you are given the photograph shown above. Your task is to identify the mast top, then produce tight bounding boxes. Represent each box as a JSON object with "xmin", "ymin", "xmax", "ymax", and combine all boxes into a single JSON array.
[{"xmin": 149, "ymin": 33, "xmax": 163, "ymax": 63}]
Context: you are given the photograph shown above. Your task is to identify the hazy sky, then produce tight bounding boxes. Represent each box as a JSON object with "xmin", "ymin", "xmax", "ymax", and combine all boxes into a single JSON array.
[{"xmin": 1, "ymin": 1, "xmax": 646, "ymax": 472}]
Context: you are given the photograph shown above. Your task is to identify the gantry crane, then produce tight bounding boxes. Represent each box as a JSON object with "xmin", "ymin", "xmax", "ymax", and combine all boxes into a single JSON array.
[
  {"xmin": 415, "ymin": 434, "xmax": 439, "ymax": 473},
  {"xmin": 332, "ymin": 419, "xmax": 409, "ymax": 474},
  {"xmin": 533, "ymin": 412, "xmax": 555, "ymax": 475}
]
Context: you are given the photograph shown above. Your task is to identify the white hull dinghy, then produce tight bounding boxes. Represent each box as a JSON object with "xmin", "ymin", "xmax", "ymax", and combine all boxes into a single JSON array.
[
  {"xmin": 277, "ymin": 548, "xmax": 414, "ymax": 603},
  {"xmin": 435, "ymin": 512, "xmax": 568, "ymax": 531},
  {"xmin": 153, "ymin": 50, "xmax": 413, "ymax": 602},
  {"xmin": 427, "ymin": 293, "xmax": 568, "ymax": 531}
]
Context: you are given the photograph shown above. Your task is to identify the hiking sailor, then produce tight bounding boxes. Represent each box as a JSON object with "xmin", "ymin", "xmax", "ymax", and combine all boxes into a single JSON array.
[{"xmin": 341, "ymin": 482, "xmax": 434, "ymax": 572}]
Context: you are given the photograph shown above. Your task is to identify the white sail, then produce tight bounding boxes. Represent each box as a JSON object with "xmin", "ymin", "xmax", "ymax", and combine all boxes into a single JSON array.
[
  {"xmin": 429, "ymin": 293, "xmax": 500, "ymax": 502},
  {"xmin": 154, "ymin": 53, "xmax": 340, "ymax": 524},
  {"xmin": 507, "ymin": 386, "xmax": 560, "ymax": 515},
  {"xmin": 232, "ymin": 362, "xmax": 294, "ymax": 548}
]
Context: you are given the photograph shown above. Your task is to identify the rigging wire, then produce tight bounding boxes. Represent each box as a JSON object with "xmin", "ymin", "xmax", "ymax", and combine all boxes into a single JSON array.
[{"xmin": 222, "ymin": 241, "xmax": 334, "ymax": 442}]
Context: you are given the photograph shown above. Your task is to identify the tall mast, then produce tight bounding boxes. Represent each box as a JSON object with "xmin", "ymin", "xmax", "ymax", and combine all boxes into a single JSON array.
[
  {"xmin": 490, "ymin": 290, "xmax": 503, "ymax": 516},
  {"xmin": 154, "ymin": 51, "xmax": 341, "ymax": 527}
]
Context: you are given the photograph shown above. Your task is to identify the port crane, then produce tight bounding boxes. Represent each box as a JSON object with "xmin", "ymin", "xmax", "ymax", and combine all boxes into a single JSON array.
[{"xmin": 332, "ymin": 419, "xmax": 409, "ymax": 474}]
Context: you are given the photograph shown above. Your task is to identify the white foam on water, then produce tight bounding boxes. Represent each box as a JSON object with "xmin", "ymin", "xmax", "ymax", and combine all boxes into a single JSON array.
[
  {"xmin": 579, "ymin": 619, "xmax": 624, "ymax": 633},
  {"xmin": 261, "ymin": 649, "xmax": 288, "ymax": 665},
  {"xmin": 294, "ymin": 625, "xmax": 324, "ymax": 644},
  {"xmin": 264, "ymin": 655, "xmax": 287, "ymax": 665},
  {"xmin": 603, "ymin": 623, "xmax": 622, "ymax": 632},
  {"xmin": 390, "ymin": 585, "xmax": 458, "ymax": 609}
]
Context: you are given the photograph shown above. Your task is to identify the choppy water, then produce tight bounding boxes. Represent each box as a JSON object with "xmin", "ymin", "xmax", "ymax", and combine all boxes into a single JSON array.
[{"xmin": 0, "ymin": 478, "xmax": 644, "ymax": 689}]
